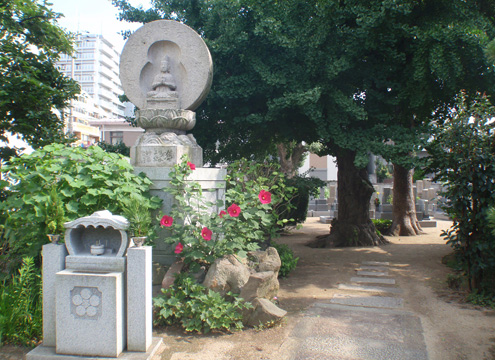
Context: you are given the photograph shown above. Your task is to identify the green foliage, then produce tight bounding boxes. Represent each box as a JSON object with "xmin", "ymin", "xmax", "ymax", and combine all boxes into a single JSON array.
[
  {"xmin": 161, "ymin": 158, "xmax": 260, "ymax": 272},
  {"xmin": 121, "ymin": 194, "xmax": 153, "ymax": 239},
  {"xmin": 412, "ymin": 167, "xmax": 426, "ymax": 182},
  {"xmin": 161, "ymin": 158, "xmax": 299, "ymax": 271},
  {"xmin": 427, "ymin": 92, "xmax": 495, "ymax": 293},
  {"xmin": 375, "ymin": 161, "xmax": 393, "ymax": 183},
  {"xmin": 0, "ymin": 0, "xmax": 80, "ymax": 160},
  {"xmin": 96, "ymin": 141, "xmax": 130, "ymax": 157},
  {"xmin": 285, "ymin": 176, "xmax": 326, "ymax": 226},
  {"xmin": 372, "ymin": 219, "xmax": 392, "ymax": 235},
  {"xmin": 0, "ymin": 144, "xmax": 161, "ymax": 276},
  {"xmin": 153, "ymin": 274, "xmax": 251, "ymax": 333},
  {"xmin": 272, "ymin": 243, "xmax": 299, "ymax": 278},
  {"xmin": 487, "ymin": 207, "xmax": 495, "ymax": 237},
  {"xmin": 226, "ymin": 159, "xmax": 299, "ymax": 243},
  {"xmin": 114, "ymin": 0, "xmax": 495, "ymax": 246},
  {"xmin": 114, "ymin": 0, "xmax": 495, "ymax": 167},
  {"xmin": 44, "ymin": 184, "xmax": 66, "ymax": 235},
  {"xmin": 446, "ymin": 273, "xmax": 464, "ymax": 291},
  {"xmin": 0, "ymin": 257, "xmax": 42, "ymax": 346},
  {"xmin": 466, "ymin": 290, "xmax": 495, "ymax": 309}
]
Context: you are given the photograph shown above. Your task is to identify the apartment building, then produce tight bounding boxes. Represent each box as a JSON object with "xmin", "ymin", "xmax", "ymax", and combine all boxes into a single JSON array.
[{"xmin": 56, "ymin": 33, "xmax": 127, "ymax": 146}]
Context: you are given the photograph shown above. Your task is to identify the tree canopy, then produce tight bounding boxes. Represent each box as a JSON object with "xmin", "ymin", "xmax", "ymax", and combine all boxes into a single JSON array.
[
  {"xmin": 114, "ymin": 0, "xmax": 495, "ymax": 245},
  {"xmin": 114, "ymin": 0, "xmax": 495, "ymax": 165},
  {"xmin": 0, "ymin": 0, "xmax": 79, "ymax": 160}
]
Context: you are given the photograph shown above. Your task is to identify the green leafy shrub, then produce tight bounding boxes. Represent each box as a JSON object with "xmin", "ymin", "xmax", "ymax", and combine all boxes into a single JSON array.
[
  {"xmin": 153, "ymin": 274, "xmax": 251, "ymax": 333},
  {"xmin": 96, "ymin": 141, "xmax": 130, "ymax": 157},
  {"xmin": 160, "ymin": 159, "xmax": 261, "ymax": 272},
  {"xmin": 0, "ymin": 257, "xmax": 42, "ymax": 346},
  {"xmin": 0, "ymin": 144, "xmax": 160, "ymax": 276},
  {"xmin": 466, "ymin": 290, "xmax": 495, "ymax": 309},
  {"xmin": 121, "ymin": 194, "xmax": 153, "ymax": 239},
  {"xmin": 285, "ymin": 176, "xmax": 326, "ymax": 226},
  {"xmin": 272, "ymin": 243, "xmax": 299, "ymax": 278},
  {"xmin": 375, "ymin": 161, "xmax": 393, "ymax": 183},
  {"xmin": 372, "ymin": 219, "xmax": 392, "ymax": 235},
  {"xmin": 427, "ymin": 92, "xmax": 495, "ymax": 293},
  {"xmin": 160, "ymin": 158, "xmax": 301, "ymax": 272},
  {"xmin": 225, "ymin": 159, "xmax": 299, "ymax": 246},
  {"xmin": 446, "ymin": 273, "xmax": 464, "ymax": 290}
]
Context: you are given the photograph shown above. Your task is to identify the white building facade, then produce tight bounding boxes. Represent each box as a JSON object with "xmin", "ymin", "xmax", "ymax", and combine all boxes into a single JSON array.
[
  {"xmin": 57, "ymin": 33, "xmax": 125, "ymax": 120},
  {"xmin": 55, "ymin": 34, "xmax": 130, "ymax": 146}
]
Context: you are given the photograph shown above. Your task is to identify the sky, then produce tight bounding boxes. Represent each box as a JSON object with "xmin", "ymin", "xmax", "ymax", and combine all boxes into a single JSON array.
[{"xmin": 48, "ymin": 0, "xmax": 153, "ymax": 52}]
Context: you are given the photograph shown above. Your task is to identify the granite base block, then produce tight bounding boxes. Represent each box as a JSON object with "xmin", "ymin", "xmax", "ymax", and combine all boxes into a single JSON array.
[
  {"xmin": 26, "ymin": 337, "xmax": 163, "ymax": 360},
  {"xmin": 55, "ymin": 270, "xmax": 125, "ymax": 357}
]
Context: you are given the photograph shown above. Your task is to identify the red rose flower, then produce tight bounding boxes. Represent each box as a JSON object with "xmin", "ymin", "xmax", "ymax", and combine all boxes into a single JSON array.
[
  {"xmin": 187, "ymin": 161, "xmax": 196, "ymax": 170},
  {"xmin": 174, "ymin": 243, "xmax": 184, "ymax": 254},
  {"xmin": 258, "ymin": 190, "xmax": 272, "ymax": 204},
  {"xmin": 219, "ymin": 210, "xmax": 227, "ymax": 218},
  {"xmin": 201, "ymin": 227, "xmax": 212, "ymax": 241},
  {"xmin": 227, "ymin": 204, "xmax": 241, "ymax": 217},
  {"xmin": 160, "ymin": 215, "xmax": 173, "ymax": 227}
]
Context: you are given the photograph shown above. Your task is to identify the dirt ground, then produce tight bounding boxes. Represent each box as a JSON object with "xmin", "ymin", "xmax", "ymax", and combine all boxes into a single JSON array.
[{"xmin": 2, "ymin": 217, "xmax": 495, "ymax": 360}]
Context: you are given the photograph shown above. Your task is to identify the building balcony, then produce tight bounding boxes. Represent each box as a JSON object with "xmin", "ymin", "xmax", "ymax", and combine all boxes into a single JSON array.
[
  {"xmin": 98, "ymin": 76, "xmax": 115, "ymax": 90},
  {"xmin": 98, "ymin": 65, "xmax": 115, "ymax": 80}
]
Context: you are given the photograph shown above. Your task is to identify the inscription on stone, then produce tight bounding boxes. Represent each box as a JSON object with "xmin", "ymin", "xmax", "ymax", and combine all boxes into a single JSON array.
[
  {"xmin": 70, "ymin": 286, "xmax": 102, "ymax": 320},
  {"xmin": 139, "ymin": 148, "xmax": 174, "ymax": 165}
]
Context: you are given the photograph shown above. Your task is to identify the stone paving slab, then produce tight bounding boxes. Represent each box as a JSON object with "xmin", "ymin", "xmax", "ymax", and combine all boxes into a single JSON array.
[
  {"xmin": 330, "ymin": 294, "xmax": 403, "ymax": 309},
  {"xmin": 359, "ymin": 265, "xmax": 389, "ymax": 272},
  {"xmin": 338, "ymin": 283, "xmax": 402, "ymax": 294},
  {"xmin": 351, "ymin": 277, "xmax": 396, "ymax": 285},
  {"xmin": 356, "ymin": 270, "xmax": 389, "ymax": 276},
  {"xmin": 362, "ymin": 261, "xmax": 390, "ymax": 266},
  {"xmin": 288, "ymin": 303, "xmax": 427, "ymax": 360}
]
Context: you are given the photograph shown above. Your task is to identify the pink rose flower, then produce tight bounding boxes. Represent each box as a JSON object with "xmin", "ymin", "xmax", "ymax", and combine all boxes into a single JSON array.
[
  {"xmin": 227, "ymin": 204, "xmax": 241, "ymax": 217},
  {"xmin": 258, "ymin": 190, "xmax": 272, "ymax": 204},
  {"xmin": 160, "ymin": 215, "xmax": 173, "ymax": 227},
  {"xmin": 201, "ymin": 227, "xmax": 212, "ymax": 241},
  {"xmin": 187, "ymin": 161, "xmax": 196, "ymax": 170},
  {"xmin": 219, "ymin": 210, "xmax": 227, "ymax": 218},
  {"xmin": 174, "ymin": 242, "xmax": 183, "ymax": 254}
]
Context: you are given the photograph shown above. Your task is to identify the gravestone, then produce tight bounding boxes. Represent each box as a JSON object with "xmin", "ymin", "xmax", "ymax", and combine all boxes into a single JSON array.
[
  {"xmin": 416, "ymin": 180, "xmax": 424, "ymax": 197},
  {"xmin": 27, "ymin": 211, "xmax": 160, "ymax": 360},
  {"xmin": 120, "ymin": 20, "xmax": 225, "ymax": 266},
  {"xmin": 328, "ymin": 185, "xmax": 337, "ymax": 205},
  {"xmin": 382, "ymin": 187, "xmax": 393, "ymax": 204}
]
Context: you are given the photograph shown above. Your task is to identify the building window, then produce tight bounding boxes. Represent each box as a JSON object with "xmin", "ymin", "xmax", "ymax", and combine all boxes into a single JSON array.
[{"xmin": 110, "ymin": 131, "xmax": 123, "ymax": 144}]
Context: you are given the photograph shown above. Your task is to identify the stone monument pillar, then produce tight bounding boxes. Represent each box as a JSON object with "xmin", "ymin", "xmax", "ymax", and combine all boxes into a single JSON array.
[
  {"xmin": 120, "ymin": 19, "xmax": 212, "ymax": 169},
  {"xmin": 120, "ymin": 20, "xmax": 226, "ymax": 266}
]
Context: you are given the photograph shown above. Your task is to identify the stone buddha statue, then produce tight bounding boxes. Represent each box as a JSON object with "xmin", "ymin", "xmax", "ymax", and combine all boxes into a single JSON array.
[{"xmin": 147, "ymin": 56, "xmax": 178, "ymax": 99}]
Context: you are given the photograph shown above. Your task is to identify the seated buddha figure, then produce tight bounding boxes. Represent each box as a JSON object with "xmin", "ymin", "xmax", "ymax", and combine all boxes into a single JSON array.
[{"xmin": 147, "ymin": 56, "xmax": 178, "ymax": 99}]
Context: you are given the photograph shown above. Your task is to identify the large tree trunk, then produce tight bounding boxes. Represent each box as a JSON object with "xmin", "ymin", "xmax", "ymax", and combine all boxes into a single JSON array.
[
  {"xmin": 276, "ymin": 142, "xmax": 306, "ymax": 179},
  {"xmin": 313, "ymin": 149, "xmax": 387, "ymax": 247},
  {"xmin": 389, "ymin": 164, "xmax": 424, "ymax": 236}
]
